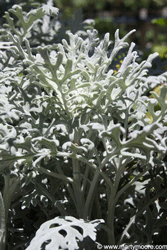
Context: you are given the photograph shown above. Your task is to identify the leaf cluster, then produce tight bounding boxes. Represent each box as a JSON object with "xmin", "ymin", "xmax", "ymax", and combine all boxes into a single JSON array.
[{"xmin": 0, "ymin": 2, "xmax": 167, "ymax": 249}]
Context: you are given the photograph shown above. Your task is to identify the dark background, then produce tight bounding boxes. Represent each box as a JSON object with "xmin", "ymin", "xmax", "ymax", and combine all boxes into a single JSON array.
[{"xmin": 0, "ymin": 0, "xmax": 167, "ymax": 55}]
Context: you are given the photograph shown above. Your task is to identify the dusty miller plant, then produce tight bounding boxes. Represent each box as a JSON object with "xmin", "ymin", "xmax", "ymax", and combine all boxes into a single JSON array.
[{"xmin": 0, "ymin": 3, "xmax": 167, "ymax": 250}]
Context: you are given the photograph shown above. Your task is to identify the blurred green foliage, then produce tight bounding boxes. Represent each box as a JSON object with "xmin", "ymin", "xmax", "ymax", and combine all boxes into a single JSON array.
[
  {"xmin": 151, "ymin": 17, "xmax": 167, "ymax": 60},
  {"xmin": 1, "ymin": 0, "xmax": 167, "ymax": 16},
  {"xmin": 0, "ymin": 0, "xmax": 166, "ymax": 62},
  {"xmin": 152, "ymin": 17, "xmax": 167, "ymax": 27},
  {"xmin": 153, "ymin": 45, "xmax": 167, "ymax": 59},
  {"xmin": 53, "ymin": 0, "xmax": 167, "ymax": 10}
]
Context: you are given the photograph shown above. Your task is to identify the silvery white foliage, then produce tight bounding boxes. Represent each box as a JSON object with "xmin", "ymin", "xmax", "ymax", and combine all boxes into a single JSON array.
[
  {"xmin": 41, "ymin": 0, "xmax": 59, "ymax": 35},
  {"xmin": 26, "ymin": 29, "xmax": 142, "ymax": 116},
  {"xmin": 6, "ymin": 5, "xmax": 166, "ymax": 119},
  {"xmin": 41, "ymin": 4, "xmax": 59, "ymax": 17},
  {"xmin": 26, "ymin": 216, "xmax": 103, "ymax": 250},
  {"xmin": 0, "ymin": 3, "xmax": 167, "ymax": 179},
  {"xmin": 0, "ymin": 4, "xmax": 167, "ymax": 247},
  {"xmin": 3, "ymin": 3, "xmax": 59, "ymax": 48}
]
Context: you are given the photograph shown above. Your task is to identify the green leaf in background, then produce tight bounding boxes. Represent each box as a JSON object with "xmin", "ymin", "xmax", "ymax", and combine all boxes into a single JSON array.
[
  {"xmin": 152, "ymin": 18, "xmax": 167, "ymax": 27},
  {"xmin": 152, "ymin": 45, "xmax": 167, "ymax": 59}
]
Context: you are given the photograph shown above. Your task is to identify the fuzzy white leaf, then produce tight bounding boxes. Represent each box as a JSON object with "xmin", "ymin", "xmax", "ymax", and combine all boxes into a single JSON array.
[{"xmin": 26, "ymin": 216, "xmax": 104, "ymax": 250}]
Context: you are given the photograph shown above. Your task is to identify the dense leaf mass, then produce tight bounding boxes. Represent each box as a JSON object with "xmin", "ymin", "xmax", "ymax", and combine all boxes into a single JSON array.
[{"xmin": 0, "ymin": 2, "xmax": 167, "ymax": 250}]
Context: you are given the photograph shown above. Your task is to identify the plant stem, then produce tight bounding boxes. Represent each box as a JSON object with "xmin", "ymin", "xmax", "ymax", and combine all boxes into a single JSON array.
[
  {"xmin": 72, "ymin": 129, "xmax": 85, "ymax": 218},
  {"xmin": 0, "ymin": 175, "xmax": 20, "ymax": 250},
  {"xmin": 0, "ymin": 192, "xmax": 6, "ymax": 250},
  {"xmin": 39, "ymin": 166, "xmax": 73, "ymax": 182},
  {"xmin": 106, "ymin": 189, "xmax": 116, "ymax": 245},
  {"xmin": 106, "ymin": 157, "xmax": 131, "ymax": 244},
  {"xmin": 83, "ymin": 169, "xmax": 100, "ymax": 219},
  {"xmin": 72, "ymin": 158, "xmax": 85, "ymax": 217}
]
